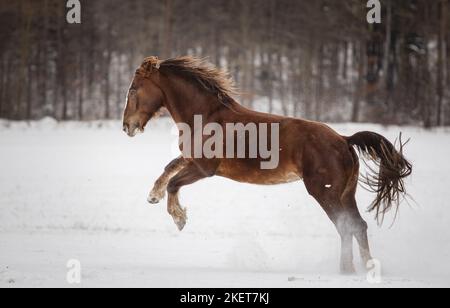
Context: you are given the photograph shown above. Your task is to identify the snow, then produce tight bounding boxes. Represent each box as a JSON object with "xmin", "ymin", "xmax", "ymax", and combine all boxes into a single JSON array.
[{"xmin": 1, "ymin": 118, "xmax": 450, "ymax": 288}]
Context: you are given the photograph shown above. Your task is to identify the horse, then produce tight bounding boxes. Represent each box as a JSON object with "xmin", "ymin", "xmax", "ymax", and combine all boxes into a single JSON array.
[{"xmin": 122, "ymin": 56, "xmax": 412, "ymax": 274}]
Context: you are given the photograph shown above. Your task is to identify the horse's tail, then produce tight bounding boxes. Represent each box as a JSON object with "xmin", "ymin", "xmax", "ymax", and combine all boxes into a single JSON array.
[{"xmin": 345, "ymin": 131, "xmax": 412, "ymax": 225}]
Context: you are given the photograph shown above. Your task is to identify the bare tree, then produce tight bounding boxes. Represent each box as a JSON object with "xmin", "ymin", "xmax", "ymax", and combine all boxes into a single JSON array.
[{"xmin": 0, "ymin": 0, "xmax": 448, "ymax": 127}]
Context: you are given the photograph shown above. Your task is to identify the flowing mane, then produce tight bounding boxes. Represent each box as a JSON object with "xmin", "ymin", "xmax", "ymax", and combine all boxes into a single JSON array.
[{"xmin": 147, "ymin": 56, "xmax": 237, "ymax": 105}]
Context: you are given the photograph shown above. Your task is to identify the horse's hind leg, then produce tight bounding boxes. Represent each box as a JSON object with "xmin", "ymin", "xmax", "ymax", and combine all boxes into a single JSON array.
[
  {"xmin": 341, "ymin": 190, "xmax": 373, "ymax": 266},
  {"xmin": 341, "ymin": 150, "xmax": 373, "ymax": 266},
  {"xmin": 303, "ymin": 176, "xmax": 356, "ymax": 274},
  {"xmin": 336, "ymin": 212, "xmax": 357, "ymax": 274},
  {"xmin": 148, "ymin": 156, "xmax": 188, "ymax": 204},
  {"xmin": 302, "ymin": 146, "xmax": 359, "ymax": 274},
  {"xmin": 352, "ymin": 209, "xmax": 373, "ymax": 266}
]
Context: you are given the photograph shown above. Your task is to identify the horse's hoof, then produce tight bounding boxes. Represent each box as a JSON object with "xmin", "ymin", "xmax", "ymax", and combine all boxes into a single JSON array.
[
  {"xmin": 173, "ymin": 216, "xmax": 187, "ymax": 231},
  {"xmin": 148, "ymin": 190, "xmax": 165, "ymax": 204},
  {"xmin": 148, "ymin": 197, "xmax": 160, "ymax": 204}
]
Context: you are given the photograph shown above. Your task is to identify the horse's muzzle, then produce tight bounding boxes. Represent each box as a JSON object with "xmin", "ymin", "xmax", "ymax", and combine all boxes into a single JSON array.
[{"xmin": 123, "ymin": 123, "xmax": 143, "ymax": 138}]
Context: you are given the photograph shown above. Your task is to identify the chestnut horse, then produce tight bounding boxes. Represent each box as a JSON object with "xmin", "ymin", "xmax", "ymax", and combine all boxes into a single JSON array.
[{"xmin": 122, "ymin": 56, "xmax": 412, "ymax": 273}]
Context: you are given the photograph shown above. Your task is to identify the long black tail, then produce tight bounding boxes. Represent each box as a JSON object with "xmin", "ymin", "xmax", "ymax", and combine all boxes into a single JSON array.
[{"xmin": 346, "ymin": 131, "xmax": 412, "ymax": 225}]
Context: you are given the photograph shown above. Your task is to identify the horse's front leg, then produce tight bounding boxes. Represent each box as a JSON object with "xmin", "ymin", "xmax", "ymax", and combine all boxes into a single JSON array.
[
  {"xmin": 166, "ymin": 161, "xmax": 214, "ymax": 231},
  {"xmin": 148, "ymin": 156, "xmax": 188, "ymax": 204}
]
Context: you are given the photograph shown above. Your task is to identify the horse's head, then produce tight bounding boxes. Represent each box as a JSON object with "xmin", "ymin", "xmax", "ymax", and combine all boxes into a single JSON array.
[{"xmin": 122, "ymin": 56, "xmax": 164, "ymax": 137}]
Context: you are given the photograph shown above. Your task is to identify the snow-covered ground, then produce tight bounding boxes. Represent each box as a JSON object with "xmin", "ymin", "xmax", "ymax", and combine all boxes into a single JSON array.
[{"xmin": 1, "ymin": 118, "xmax": 450, "ymax": 288}]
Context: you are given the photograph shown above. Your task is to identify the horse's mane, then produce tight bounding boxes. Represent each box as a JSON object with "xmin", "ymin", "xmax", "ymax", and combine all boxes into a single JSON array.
[{"xmin": 143, "ymin": 56, "xmax": 237, "ymax": 105}]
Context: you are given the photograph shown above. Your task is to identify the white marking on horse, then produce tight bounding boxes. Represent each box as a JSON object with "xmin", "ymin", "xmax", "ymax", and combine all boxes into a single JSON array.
[{"xmin": 123, "ymin": 80, "xmax": 134, "ymax": 116}]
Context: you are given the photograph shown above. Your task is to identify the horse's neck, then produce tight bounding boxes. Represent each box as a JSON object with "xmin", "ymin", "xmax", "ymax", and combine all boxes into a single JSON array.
[{"xmin": 160, "ymin": 75, "xmax": 230, "ymax": 124}]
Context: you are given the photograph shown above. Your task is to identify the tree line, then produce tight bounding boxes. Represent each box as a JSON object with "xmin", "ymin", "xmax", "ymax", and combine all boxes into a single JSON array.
[{"xmin": 0, "ymin": 0, "xmax": 449, "ymax": 127}]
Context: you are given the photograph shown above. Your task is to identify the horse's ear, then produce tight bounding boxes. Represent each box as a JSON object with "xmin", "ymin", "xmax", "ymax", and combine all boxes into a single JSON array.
[{"xmin": 154, "ymin": 57, "xmax": 161, "ymax": 69}]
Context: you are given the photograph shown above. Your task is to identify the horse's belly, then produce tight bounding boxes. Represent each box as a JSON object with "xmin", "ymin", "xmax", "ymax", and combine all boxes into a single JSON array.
[{"xmin": 216, "ymin": 161, "xmax": 302, "ymax": 185}]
